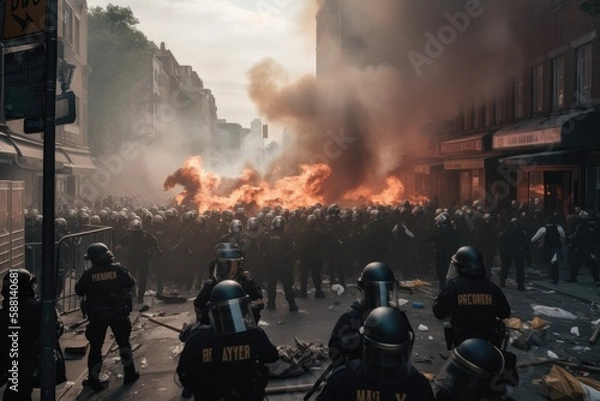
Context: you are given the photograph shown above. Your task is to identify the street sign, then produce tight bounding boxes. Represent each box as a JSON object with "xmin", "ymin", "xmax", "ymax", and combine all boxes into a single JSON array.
[
  {"xmin": 23, "ymin": 91, "xmax": 77, "ymax": 133},
  {"xmin": 2, "ymin": 0, "xmax": 47, "ymax": 42},
  {"xmin": 3, "ymin": 43, "xmax": 46, "ymax": 120}
]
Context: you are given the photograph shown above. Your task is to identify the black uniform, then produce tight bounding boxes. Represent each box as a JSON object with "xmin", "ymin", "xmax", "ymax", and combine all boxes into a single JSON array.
[
  {"xmin": 316, "ymin": 359, "xmax": 435, "ymax": 401},
  {"xmin": 118, "ymin": 230, "xmax": 161, "ymax": 302},
  {"xmin": 432, "ymin": 277, "xmax": 510, "ymax": 345},
  {"xmin": 364, "ymin": 220, "xmax": 392, "ymax": 264},
  {"xmin": 194, "ymin": 274, "xmax": 263, "ymax": 324},
  {"xmin": 569, "ymin": 218, "xmax": 600, "ymax": 284},
  {"xmin": 75, "ymin": 262, "xmax": 136, "ymax": 383},
  {"xmin": 427, "ymin": 225, "xmax": 461, "ymax": 289},
  {"xmin": 177, "ymin": 326, "xmax": 279, "ymax": 401},
  {"xmin": 296, "ymin": 225, "xmax": 326, "ymax": 296},
  {"xmin": 499, "ymin": 223, "xmax": 528, "ymax": 289},
  {"xmin": 328, "ymin": 300, "xmax": 366, "ymax": 363},
  {"xmin": 260, "ymin": 229, "xmax": 296, "ymax": 310}
]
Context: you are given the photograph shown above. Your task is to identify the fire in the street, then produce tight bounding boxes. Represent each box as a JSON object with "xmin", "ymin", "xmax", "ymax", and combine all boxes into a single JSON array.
[
  {"xmin": 164, "ymin": 156, "xmax": 428, "ymax": 210},
  {"xmin": 163, "ymin": 156, "xmax": 332, "ymax": 210}
]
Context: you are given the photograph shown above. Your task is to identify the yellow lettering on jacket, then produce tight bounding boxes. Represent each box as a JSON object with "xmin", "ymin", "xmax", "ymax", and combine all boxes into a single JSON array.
[
  {"xmin": 222, "ymin": 345, "xmax": 251, "ymax": 362},
  {"xmin": 457, "ymin": 293, "xmax": 492, "ymax": 306},
  {"xmin": 91, "ymin": 271, "xmax": 117, "ymax": 282},
  {"xmin": 202, "ymin": 348, "xmax": 212, "ymax": 363},
  {"xmin": 396, "ymin": 394, "xmax": 407, "ymax": 401},
  {"xmin": 356, "ymin": 389, "xmax": 380, "ymax": 401}
]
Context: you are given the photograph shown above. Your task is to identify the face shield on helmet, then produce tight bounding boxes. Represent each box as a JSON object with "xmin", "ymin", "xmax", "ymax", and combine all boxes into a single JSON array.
[
  {"xmin": 212, "ymin": 243, "xmax": 244, "ymax": 280},
  {"xmin": 435, "ymin": 339, "xmax": 505, "ymax": 401},
  {"xmin": 360, "ymin": 280, "xmax": 398, "ymax": 309},
  {"xmin": 208, "ymin": 281, "xmax": 257, "ymax": 335},
  {"xmin": 359, "ymin": 307, "xmax": 414, "ymax": 384}
]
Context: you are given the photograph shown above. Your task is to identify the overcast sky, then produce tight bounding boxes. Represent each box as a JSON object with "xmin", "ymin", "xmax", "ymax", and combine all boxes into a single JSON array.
[{"xmin": 87, "ymin": 0, "xmax": 315, "ymax": 132}]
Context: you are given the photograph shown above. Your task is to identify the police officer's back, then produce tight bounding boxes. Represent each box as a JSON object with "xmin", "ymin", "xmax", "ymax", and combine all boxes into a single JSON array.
[
  {"xmin": 318, "ymin": 307, "xmax": 435, "ymax": 401},
  {"xmin": 328, "ymin": 262, "xmax": 397, "ymax": 364},
  {"xmin": 433, "ymin": 246, "xmax": 510, "ymax": 346},
  {"xmin": 178, "ymin": 280, "xmax": 279, "ymax": 401},
  {"xmin": 75, "ymin": 242, "xmax": 139, "ymax": 392}
]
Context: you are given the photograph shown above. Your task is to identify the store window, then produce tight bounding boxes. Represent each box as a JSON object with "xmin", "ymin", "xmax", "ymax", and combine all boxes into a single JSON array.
[
  {"xmin": 532, "ymin": 64, "xmax": 544, "ymax": 113},
  {"xmin": 529, "ymin": 171, "xmax": 544, "ymax": 204},
  {"xmin": 576, "ymin": 43, "xmax": 592, "ymax": 105},
  {"xmin": 62, "ymin": 3, "xmax": 73, "ymax": 45},
  {"xmin": 552, "ymin": 56, "xmax": 565, "ymax": 109}
]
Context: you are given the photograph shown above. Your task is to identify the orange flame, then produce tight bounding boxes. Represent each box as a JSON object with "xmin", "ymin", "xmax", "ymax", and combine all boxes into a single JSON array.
[{"xmin": 163, "ymin": 156, "xmax": 331, "ymax": 210}]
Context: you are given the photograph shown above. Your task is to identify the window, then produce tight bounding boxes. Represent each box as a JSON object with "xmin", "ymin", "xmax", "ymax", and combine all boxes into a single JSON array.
[
  {"xmin": 576, "ymin": 43, "xmax": 592, "ymax": 105},
  {"xmin": 74, "ymin": 17, "xmax": 80, "ymax": 54},
  {"xmin": 532, "ymin": 64, "xmax": 544, "ymax": 113},
  {"xmin": 551, "ymin": 56, "xmax": 565, "ymax": 109},
  {"xmin": 62, "ymin": 3, "xmax": 73, "ymax": 44},
  {"xmin": 495, "ymin": 93, "xmax": 504, "ymax": 124},
  {"xmin": 514, "ymin": 73, "xmax": 524, "ymax": 118}
]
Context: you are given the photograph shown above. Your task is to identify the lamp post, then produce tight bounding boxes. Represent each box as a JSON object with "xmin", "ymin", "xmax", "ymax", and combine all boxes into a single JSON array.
[{"xmin": 58, "ymin": 60, "xmax": 75, "ymax": 94}]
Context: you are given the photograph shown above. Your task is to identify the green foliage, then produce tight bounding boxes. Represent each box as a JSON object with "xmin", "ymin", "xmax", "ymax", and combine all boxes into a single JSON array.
[{"xmin": 87, "ymin": 4, "xmax": 153, "ymax": 153}]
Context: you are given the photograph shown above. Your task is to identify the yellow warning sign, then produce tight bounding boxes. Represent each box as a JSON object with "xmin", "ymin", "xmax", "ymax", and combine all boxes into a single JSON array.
[{"xmin": 3, "ymin": 0, "xmax": 47, "ymax": 41}]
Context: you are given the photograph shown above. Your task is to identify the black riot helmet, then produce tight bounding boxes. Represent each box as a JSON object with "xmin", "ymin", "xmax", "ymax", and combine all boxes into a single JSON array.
[
  {"xmin": 271, "ymin": 216, "xmax": 285, "ymax": 231},
  {"xmin": 229, "ymin": 219, "xmax": 243, "ymax": 234},
  {"xmin": 1, "ymin": 269, "xmax": 37, "ymax": 299},
  {"xmin": 357, "ymin": 262, "xmax": 397, "ymax": 309},
  {"xmin": 306, "ymin": 214, "xmax": 317, "ymax": 228},
  {"xmin": 451, "ymin": 246, "xmax": 486, "ymax": 278},
  {"xmin": 212, "ymin": 242, "xmax": 244, "ymax": 280},
  {"xmin": 435, "ymin": 338, "xmax": 505, "ymax": 401},
  {"xmin": 84, "ymin": 242, "xmax": 115, "ymax": 266},
  {"xmin": 359, "ymin": 307, "xmax": 415, "ymax": 383},
  {"xmin": 208, "ymin": 280, "xmax": 257, "ymax": 335}
]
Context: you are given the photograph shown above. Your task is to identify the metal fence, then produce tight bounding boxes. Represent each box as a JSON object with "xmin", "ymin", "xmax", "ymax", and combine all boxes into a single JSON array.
[{"xmin": 56, "ymin": 227, "xmax": 114, "ymax": 313}]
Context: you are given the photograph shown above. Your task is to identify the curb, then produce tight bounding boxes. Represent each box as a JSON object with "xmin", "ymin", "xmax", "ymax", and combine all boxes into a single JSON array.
[
  {"xmin": 532, "ymin": 281, "xmax": 600, "ymax": 305},
  {"xmin": 58, "ymin": 310, "xmax": 142, "ymax": 401}
]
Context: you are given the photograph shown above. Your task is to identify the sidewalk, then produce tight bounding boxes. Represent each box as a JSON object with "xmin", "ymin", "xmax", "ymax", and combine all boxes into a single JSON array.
[{"xmin": 532, "ymin": 274, "xmax": 600, "ymax": 304}]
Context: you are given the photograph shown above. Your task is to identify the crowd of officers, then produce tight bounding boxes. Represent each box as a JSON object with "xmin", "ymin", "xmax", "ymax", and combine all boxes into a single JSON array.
[
  {"xmin": 13, "ymin": 197, "xmax": 600, "ymax": 400},
  {"xmin": 25, "ymin": 197, "xmax": 600, "ymax": 302}
]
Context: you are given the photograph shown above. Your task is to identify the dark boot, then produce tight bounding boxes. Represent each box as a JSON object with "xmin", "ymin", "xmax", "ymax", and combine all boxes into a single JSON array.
[
  {"xmin": 83, "ymin": 373, "xmax": 108, "ymax": 393},
  {"xmin": 298, "ymin": 286, "xmax": 308, "ymax": 298},
  {"xmin": 288, "ymin": 299, "xmax": 298, "ymax": 312},
  {"xmin": 123, "ymin": 364, "xmax": 140, "ymax": 384},
  {"xmin": 266, "ymin": 300, "xmax": 276, "ymax": 310},
  {"xmin": 314, "ymin": 288, "xmax": 326, "ymax": 299},
  {"xmin": 550, "ymin": 263, "xmax": 559, "ymax": 285}
]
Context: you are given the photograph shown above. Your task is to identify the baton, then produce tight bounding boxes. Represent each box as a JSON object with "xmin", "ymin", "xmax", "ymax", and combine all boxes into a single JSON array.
[{"xmin": 303, "ymin": 362, "xmax": 336, "ymax": 401}]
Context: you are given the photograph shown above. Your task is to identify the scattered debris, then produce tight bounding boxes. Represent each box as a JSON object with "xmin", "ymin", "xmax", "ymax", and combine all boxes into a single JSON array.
[
  {"xmin": 514, "ymin": 329, "xmax": 548, "ymax": 351},
  {"xmin": 266, "ymin": 337, "xmax": 328, "ymax": 378},
  {"xmin": 397, "ymin": 298, "xmax": 409, "ymax": 306},
  {"xmin": 505, "ymin": 317, "xmax": 523, "ymax": 330},
  {"xmin": 532, "ymin": 305, "xmax": 577, "ymax": 320},
  {"xmin": 258, "ymin": 320, "xmax": 270, "ymax": 327},
  {"xmin": 541, "ymin": 290, "xmax": 557, "ymax": 294},
  {"xmin": 571, "ymin": 327, "xmax": 581, "ymax": 337},
  {"xmin": 169, "ymin": 344, "xmax": 184, "ymax": 358},
  {"xmin": 398, "ymin": 279, "xmax": 431, "ymax": 288},
  {"xmin": 64, "ymin": 381, "xmax": 74, "ymax": 390},
  {"xmin": 140, "ymin": 357, "xmax": 148, "ymax": 368},
  {"xmin": 547, "ymin": 350, "xmax": 559, "ymax": 359},
  {"xmin": 331, "ymin": 284, "xmax": 345, "ymax": 296},
  {"xmin": 428, "ymin": 336, "xmax": 434, "ymax": 341},
  {"xmin": 532, "ymin": 317, "xmax": 549, "ymax": 330},
  {"xmin": 421, "ymin": 372, "xmax": 434, "ymax": 381},
  {"xmin": 144, "ymin": 290, "xmax": 156, "ymax": 296},
  {"xmin": 417, "ymin": 324, "xmax": 429, "ymax": 331}
]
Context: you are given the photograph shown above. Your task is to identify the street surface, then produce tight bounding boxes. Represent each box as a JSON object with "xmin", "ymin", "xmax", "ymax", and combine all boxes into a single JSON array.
[{"xmin": 17, "ymin": 266, "xmax": 600, "ymax": 401}]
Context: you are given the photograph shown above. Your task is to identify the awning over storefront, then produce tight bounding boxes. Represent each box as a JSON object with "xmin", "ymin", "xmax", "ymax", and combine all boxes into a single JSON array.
[
  {"xmin": 56, "ymin": 149, "xmax": 70, "ymax": 164},
  {"xmin": 498, "ymin": 149, "xmax": 585, "ymax": 167},
  {"xmin": 0, "ymin": 134, "xmax": 17, "ymax": 156},
  {"xmin": 59, "ymin": 147, "xmax": 97, "ymax": 170},
  {"xmin": 10, "ymin": 137, "xmax": 43, "ymax": 160},
  {"xmin": 440, "ymin": 132, "xmax": 493, "ymax": 155},
  {"xmin": 444, "ymin": 159, "xmax": 486, "ymax": 170},
  {"xmin": 492, "ymin": 110, "xmax": 600, "ymax": 150}
]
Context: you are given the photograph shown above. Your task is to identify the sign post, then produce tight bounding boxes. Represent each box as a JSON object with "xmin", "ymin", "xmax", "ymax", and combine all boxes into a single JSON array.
[
  {"xmin": 40, "ymin": 0, "xmax": 58, "ymax": 399},
  {"xmin": 2, "ymin": 0, "xmax": 47, "ymax": 41}
]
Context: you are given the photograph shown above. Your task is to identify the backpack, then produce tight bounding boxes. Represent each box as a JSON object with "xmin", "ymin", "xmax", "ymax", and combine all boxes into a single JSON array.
[{"xmin": 544, "ymin": 225, "xmax": 561, "ymax": 249}]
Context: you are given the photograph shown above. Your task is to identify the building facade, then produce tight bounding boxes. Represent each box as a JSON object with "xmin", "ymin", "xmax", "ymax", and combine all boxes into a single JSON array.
[{"xmin": 0, "ymin": 0, "xmax": 93, "ymax": 209}]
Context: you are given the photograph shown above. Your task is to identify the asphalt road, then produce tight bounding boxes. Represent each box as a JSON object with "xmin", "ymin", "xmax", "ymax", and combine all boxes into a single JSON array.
[{"xmin": 52, "ymin": 267, "xmax": 600, "ymax": 401}]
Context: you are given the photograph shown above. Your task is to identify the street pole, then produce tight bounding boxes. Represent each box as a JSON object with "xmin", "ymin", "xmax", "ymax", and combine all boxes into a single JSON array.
[{"xmin": 41, "ymin": 0, "xmax": 58, "ymax": 399}]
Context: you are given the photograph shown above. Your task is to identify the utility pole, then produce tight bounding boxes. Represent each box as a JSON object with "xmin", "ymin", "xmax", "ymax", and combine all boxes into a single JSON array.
[{"xmin": 40, "ymin": 0, "xmax": 58, "ymax": 399}]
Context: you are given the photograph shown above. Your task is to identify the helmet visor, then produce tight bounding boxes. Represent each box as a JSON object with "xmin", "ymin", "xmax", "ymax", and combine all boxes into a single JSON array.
[
  {"xmin": 362, "ymin": 334, "xmax": 413, "ymax": 383},
  {"xmin": 209, "ymin": 296, "xmax": 257, "ymax": 335},
  {"xmin": 214, "ymin": 259, "xmax": 242, "ymax": 280},
  {"xmin": 362, "ymin": 281, "xmax": 397, "ymax": 309},
  {"xmin": 434, "ymin": 348, "xmax": 500, "ymax": 401}
]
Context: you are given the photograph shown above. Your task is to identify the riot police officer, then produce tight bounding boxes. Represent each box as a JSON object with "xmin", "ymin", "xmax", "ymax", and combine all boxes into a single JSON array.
[
  {"xmin": 435, "ymin": 338, "xmax": 511, "ymax": 401},
  {"xmin": 317, "ymin": 307, "xmax": 435, "ymax": 401},
  {"xmin": 194, "ymin": 243, "xmax": 263, "ymax": 324},
  {"xmin": 427, "ymin": 212, "xmax": 461, "ymax": 290},
  {"xmin": 177, "ymin": 280, "xmax": 279, "ymax": 401},
  {"xmin": 260, "ymin": 216, "xmax": 297, "ymax": 312},
  {"xmin": 328, "ymin": 262, "xmax": 398, "ymax": 364},
  {"xmin": 297, "ymin": 215, "xmax": 327, "ymax": 298},
  {"xmin": 568, "ymin": 211, "xmax": 600, "ymax": 285},
  {"xmin": 75, "ymin": 243, "xmax": 139, "ymax": 392},
  {"xmin": 0, "ymin": 269, "xmax": 65, "ymax": 401},
  {"xmin": 433, "ymin": 246, "xmax": 510, "ymax": 347}
]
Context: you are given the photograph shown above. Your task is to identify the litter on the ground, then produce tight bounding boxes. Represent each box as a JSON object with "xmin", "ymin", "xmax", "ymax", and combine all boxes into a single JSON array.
[
  {"xmin": 541, "ymin": 290, "xmax": 557, "ymax": 294},
  {"xmin": 399, "ymin": 279, "xmax": 431, "ymax": 288},
  {"xmin": 505, "ymin": 317, "xmax": 523, "ymax": 330},
  {"xmin": 592, "ymin": 318, "xmax": 600, "ymax": 325},
  {"xmin": 428, "ymin": 336, "xmax": 434, "ymax": 341},
  {"xmin": 531, "ymin": 317, "xmax": 549, "ymax": 330},
  {"xmin": 258, "ymin": 320, "xmax": 270, "ymax": 326},
  {"xmin": 331, "ymin": 284, "xmax": 345, "ymax": 295},
  {"xmin": 532, "ymin": 305, "xmax": 578, "ymax": 320},
  {"xmin": 144, "ymin": 290, "xmax": 156, "ymax": 296},
  {"xmin": 140, "ymin": 357, "xmax": 148, "ymax": 368},
  {"xmin": 266, "ymin": 337, "xmax": 328, "ymax": 378},
  {"xmin": 418, "ymin": 324, "xmax": 429, "ymax": 331},
  {"xmin": 547, "ymin": 350, "xmax": 559, "ymax": 359},
  {"xmin": 398, "ymin": 298, "xmax": 409, "ymax": 306},
  {"xmin": 571, "ymin": 327, "xmax": 581, "ymax": 337}
]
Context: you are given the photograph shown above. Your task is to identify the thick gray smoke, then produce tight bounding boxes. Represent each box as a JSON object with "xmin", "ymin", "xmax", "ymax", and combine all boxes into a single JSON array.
[{"xmin": 248, "ymin": 0, "xmax": 520, "ymax": 202}]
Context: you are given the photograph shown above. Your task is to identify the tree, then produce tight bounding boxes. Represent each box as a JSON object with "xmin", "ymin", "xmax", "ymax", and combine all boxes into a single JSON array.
[{"xmin": 87, "ymin": 4, "xmax": 152, "ymax": 155}]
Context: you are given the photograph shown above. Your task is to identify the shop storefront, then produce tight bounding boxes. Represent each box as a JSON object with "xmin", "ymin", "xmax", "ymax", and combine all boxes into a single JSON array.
[
  {"xmin": 440, "ymin": 132, "xmax": 495, "ymax": 206},
  {"xmin": 493, "ymin": 110, "xmax": 600, "ymax": 216}
]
